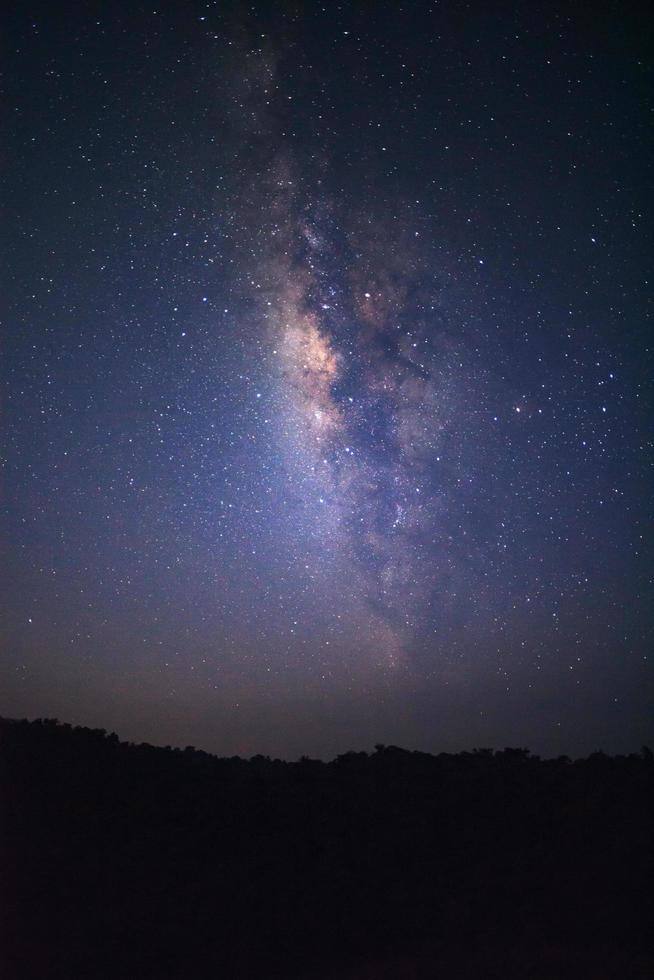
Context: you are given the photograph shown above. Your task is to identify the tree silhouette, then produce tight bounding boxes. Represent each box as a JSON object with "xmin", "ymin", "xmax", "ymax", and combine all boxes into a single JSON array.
[{"xmin": 1, "ymin": 717, "xmax": 651, "ymax": 980}]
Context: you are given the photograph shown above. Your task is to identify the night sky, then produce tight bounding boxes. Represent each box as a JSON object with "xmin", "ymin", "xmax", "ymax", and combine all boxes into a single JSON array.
[{"xmin": 3, "ymin": 1, "xmax": 652, "ymax": 760}]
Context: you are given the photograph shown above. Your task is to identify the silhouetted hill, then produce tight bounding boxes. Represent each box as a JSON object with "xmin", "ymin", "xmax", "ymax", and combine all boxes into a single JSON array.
[{"xmin": 1, "ymin": 718, "xmax": 652, "ymax": 979}]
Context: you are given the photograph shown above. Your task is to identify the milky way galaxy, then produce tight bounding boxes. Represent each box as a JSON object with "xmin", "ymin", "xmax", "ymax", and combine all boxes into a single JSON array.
[{"xmin": 3, "ymin": 1, "xmax": 652, "ymax": 759}]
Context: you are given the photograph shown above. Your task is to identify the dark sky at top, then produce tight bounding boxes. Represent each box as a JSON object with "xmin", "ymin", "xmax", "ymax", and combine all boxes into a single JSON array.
[{"xmin": 3, "ymin": 0, "xmax": 652, "ymax": 759}]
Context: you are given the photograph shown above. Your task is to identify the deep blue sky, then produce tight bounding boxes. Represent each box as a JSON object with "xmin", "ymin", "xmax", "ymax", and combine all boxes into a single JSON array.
[{"xmin": 3, "ymin": 0, "xmax": 652, "ymax": 758}]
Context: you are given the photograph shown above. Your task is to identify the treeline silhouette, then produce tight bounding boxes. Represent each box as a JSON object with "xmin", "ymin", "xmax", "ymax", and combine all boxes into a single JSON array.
[{"xmin": 1, "ymin": 718, "xmax": 652, "ymax": 979}]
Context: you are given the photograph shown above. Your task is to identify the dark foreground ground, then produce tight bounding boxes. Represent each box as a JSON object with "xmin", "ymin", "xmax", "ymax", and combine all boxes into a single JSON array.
[{"xmin": 1, "ymin": 718, "xmax": 652, "ymax": 979}]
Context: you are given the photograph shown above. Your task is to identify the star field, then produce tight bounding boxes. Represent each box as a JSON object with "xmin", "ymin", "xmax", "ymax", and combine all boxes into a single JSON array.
[{"xmin": 2, "ymin": 0, "xmax": 652, "ymax": 758}]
